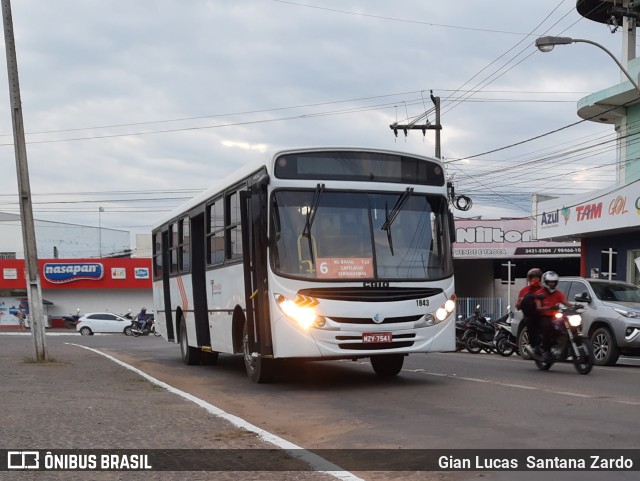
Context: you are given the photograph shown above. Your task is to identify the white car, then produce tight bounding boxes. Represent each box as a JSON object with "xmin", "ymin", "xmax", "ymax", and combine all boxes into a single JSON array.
[{"xmin": 76, "ymin": 312, "xmax": 132, "ymax": 336}]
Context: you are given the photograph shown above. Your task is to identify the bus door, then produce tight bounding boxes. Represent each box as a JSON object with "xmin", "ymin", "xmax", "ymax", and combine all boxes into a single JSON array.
[
  {"xmin": 190, "ymin": 212, "xmax": 211, "ymax": 347},
  {"xmin": 161, "ymin": 230, "xmax": 175, "ymax": 341},
  {"xmin": 240, "ymin": 175, "xmax": 273, "ymax": 357}
]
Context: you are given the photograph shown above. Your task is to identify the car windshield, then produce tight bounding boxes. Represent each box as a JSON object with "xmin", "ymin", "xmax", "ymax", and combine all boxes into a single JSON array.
[
  {"xmin": 270, "ymin": 190, "xmax": 453, "ymax": 280},
  {"xmin": 589, "ymin": 281, "xmax": 640, "ymax": 303}
]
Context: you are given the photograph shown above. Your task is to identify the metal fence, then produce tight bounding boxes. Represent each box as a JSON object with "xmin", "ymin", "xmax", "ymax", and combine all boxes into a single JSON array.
[{"xmin": 456, "ymin": 297, "xmax": 504, "ymax": 321}]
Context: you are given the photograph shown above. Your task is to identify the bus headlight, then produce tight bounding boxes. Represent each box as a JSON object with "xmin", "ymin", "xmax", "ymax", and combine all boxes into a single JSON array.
[
  {"xmin": 434, "ymin": 295, "xmax": 457, "ymax": 323},
  {"xmin": 274, "ymin": 293, "xmax": 318, "ymax": 329},
  {"xmin": 568, "ymin": 314, "xmax": 582, "ymax": 327}
]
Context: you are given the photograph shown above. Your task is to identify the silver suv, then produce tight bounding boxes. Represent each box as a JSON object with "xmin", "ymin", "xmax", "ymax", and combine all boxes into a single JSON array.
[{"xmin": 515, "ymin": 277, "xmax": 640, "ymax": 366}]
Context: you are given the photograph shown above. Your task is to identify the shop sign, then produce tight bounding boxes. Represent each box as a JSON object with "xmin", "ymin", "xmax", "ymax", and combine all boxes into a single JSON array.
[
  {"xmin": 134, "ymin": 268, "xmax": 149, "ymax": 279},
  {"xmin": 43, "ymin": 263, "xmax": 104, "ymax": 284},
  {"xmin": 3, "ymin": 268, "xmax": 17, "ymax": 280},
  {"xmin": 535, "ymin": 180, "xmax": 640, "ymax": 238},
  {"xmin": 453, "ymin": 218, "xmax": 579, "ymax": 259}
]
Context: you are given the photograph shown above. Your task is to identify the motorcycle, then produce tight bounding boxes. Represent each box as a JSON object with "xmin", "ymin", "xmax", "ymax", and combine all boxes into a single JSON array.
[
  {"xmin": 493, "ymin": 306, "xmax": 518, "ymax": 357},
  {"xmin": 128, "ymin": 317, "xmax": 160, "ymax": 337},
  {"xmin": 455, "ymin": 314, "xmax": 473, "ymax": 351},
  {"xmin": 62, "ymin": 309, "xmax": 82, "ymax": 329},
  {"xmin": 123, "ymin": 311, "xmax": 136, "ymax": 336},
  {"xmin": 462, "ymin": 306, "xmax": 495, "ymax": 354},
  {"xmin": 525, "ymin": 305, "xmax": 593, "ymax": 375}
]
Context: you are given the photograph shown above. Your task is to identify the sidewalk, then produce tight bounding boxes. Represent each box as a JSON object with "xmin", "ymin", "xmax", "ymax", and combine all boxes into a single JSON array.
[{"xmin": 0, "ymin": 336, "xmax": 346, "ymax": 480}]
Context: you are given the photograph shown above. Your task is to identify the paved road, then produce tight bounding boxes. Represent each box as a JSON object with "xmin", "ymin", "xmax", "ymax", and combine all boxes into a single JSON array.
[
  {"xmin": 5, "ymin": 332, "xmax": 640, "ymax": 481},
  {"xmin": 0, "ymin": 334, "xmax": 362, "ymax": 481}
]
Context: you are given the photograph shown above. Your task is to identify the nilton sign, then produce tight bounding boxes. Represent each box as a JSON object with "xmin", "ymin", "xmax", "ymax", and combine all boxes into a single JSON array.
[{"xmin": 43, "ymin": 263, "xmax": 104, "ymax": 284}]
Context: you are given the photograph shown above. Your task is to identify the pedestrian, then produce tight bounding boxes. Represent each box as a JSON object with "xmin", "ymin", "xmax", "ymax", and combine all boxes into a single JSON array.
[{"xmin": 16, "ymin": 308, "xmax": 25, "ymax": 330}]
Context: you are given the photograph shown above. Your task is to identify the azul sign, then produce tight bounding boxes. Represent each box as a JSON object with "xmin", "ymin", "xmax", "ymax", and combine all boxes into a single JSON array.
[
  {"xmin": 43, "ymin": 263, "xmax": 104, "ymax": 284},
  {"xmin": 540, "ymin": 210, "xmax": 559, "ymax": 227}
]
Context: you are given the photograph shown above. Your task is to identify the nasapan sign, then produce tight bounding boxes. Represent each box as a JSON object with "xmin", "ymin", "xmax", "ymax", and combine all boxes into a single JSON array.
[{"xmin": 43, "ymin": 263, "xmax": 104, "ymax": 284}]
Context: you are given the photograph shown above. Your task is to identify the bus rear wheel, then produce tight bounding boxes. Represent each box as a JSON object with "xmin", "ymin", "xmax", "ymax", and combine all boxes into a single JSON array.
[
  {"xmin": 370, "ymin": 354, "xmax": 404, "ymax": 377},
  {"xmin": 243, "ymin": 321, "xmax": 274, "ymax": 383},
  {"xmin": 180, "ymin": 319, "xmax": 202, "ymax": 366}
]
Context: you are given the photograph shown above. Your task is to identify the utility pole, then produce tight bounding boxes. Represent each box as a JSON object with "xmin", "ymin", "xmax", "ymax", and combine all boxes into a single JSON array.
[
  {"xmin": 390, "ymin": 91, "xmax": 442, "ymax": 158},
  {"xmin": 2, "ymin": 0, "xmax": 47, "ymax": 361}
]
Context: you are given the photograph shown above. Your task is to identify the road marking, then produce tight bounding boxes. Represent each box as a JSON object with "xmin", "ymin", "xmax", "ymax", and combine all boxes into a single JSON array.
[
  {"xmin": 413, "ymin": 369, "xmax": 640, "ymax": 406},
  {"xmin": 337, "ymin": 355, "xmax": 639, "ymax": 405},
  {"xmin": 0, "ymin": 332, "xmax": 80, "ymax": 336},
  {"xmin": 66, "ymin": 343, "xmax": 363, "ymax": 481}
]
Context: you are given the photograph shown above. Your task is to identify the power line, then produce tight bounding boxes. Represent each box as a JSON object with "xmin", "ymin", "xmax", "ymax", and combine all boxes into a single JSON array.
[{"xmin": 270, "ymin": 0, "xmax": 530, "ymax": 36}]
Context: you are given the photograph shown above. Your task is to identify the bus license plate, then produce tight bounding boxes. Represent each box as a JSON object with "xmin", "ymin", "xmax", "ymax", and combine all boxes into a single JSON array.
[{"xmin": 362, "ymin": 332, "xmax": 392, "ymax": 343}]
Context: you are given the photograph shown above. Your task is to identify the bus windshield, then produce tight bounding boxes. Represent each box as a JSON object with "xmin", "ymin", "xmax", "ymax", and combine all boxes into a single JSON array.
[{"xmin": 271, "ymin": 190, "xmax": 453, "ymax": 280}]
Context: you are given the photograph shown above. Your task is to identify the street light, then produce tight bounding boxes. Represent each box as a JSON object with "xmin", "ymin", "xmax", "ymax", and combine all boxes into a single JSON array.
[{"xmin": 535, "ymin": 36, "xmax": 640, "ymax": 95}]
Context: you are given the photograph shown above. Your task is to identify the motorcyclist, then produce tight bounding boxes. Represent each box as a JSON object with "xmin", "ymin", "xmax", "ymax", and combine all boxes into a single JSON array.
[
  {"xmin": 516, "ymin": 268, "xmax": 543, "ymax": 356},
  {"xmin": 536, "ymin": 271, "xmax": 575, "ymax": 361},
  {"xmin": 135, "ymin": 308, "xmax": 149, "ymax": 332}
]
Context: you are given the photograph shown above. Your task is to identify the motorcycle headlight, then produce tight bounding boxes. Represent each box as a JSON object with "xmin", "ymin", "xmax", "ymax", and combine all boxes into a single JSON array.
[
  {"xmin": 613, "ymin": 307, "xmax": 640, "ymax": 319},
  {"xmin": 274, "ymin": 293, "xmax": 319, "ymax": 329},
  {"xmin": 568, "ymin": 314, "xmax": 582, "ymax": 327}
]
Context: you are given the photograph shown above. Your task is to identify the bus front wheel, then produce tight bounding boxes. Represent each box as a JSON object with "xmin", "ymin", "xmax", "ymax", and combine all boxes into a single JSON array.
[
  {"xmin": 243, "ymin": 321, "xmax": 274, "ymax": 383},
  {"xmin": 180, "ymin": 319, "xmax": 202, "ymax": 366},
  {"xmin": 370, "ymin": 354, "xmax": 404, "ymax": 377}
]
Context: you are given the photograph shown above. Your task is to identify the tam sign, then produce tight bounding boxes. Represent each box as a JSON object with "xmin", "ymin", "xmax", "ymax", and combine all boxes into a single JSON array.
[
  {"xmin": 43, "ymin": 263, "xmax": 104, "ymax": 284},
  {"xmin": 535, "ymin": 179, "xmax": 640, "ymax": 239}
]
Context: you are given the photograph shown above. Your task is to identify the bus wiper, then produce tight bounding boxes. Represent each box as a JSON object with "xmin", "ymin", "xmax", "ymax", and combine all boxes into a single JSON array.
[
  {"xmin": 381, "ymin": 187, "xmax": 413, "ymax": 256},
  {"xmin": 301, "ymin": 183, "xmax": 325, "ymax": 262}
]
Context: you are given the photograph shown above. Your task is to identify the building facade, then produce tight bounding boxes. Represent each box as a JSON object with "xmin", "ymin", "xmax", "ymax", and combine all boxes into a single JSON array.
[
  {"xmin": 453, "ymin": 218, "xmax": 580, "ymax": 312},
  {"xmin": 0, "ymin": 212, "xmax": 130, "ymax": 259},
  {"xmin": 0, "ymin": 258, "xmax": 152, "ymax": 328},
  {"xmin": 532, "ymin": 1, "xmax": 640, "ymax": 285}
]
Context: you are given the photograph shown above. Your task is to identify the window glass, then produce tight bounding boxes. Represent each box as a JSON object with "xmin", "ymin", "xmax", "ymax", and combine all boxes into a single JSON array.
[
  {"xmin": 179, "ymin": 217, "xmax": 190, "ymax": 272},
  {"xmin": 270, "ymin": 190, "xmax": 452, "ymax": 280},
  {"xmin": 213, "ymin": 202, "xmax": 224, "ymax": 230},
  {"xmin": 565, "ymin": 281, "xmax": 585, "ymax": 301},
  {"xmin": 209, "ymin": 233, "xmax": 224, "ymax": 265},
  {"xmin": 226, "ymin": 188, "xmax": 245, "ymax": 260},
  {"xmin": 207, "ymin": 200, "xmax": 225, "ymax": 265},
  {"xmin": 153, "ymin": 232, "xmax": 163, "ymax": 279}
]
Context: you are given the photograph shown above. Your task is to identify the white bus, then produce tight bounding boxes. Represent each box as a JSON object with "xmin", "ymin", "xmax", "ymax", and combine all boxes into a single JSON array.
[{"xmin": 152, "ymin": 147, "xmax": 457, "ymax": 382}]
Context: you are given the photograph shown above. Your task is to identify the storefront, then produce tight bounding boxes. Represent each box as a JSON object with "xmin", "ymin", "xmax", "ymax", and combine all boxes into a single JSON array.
[
  {"xmin": 534, "ymin": 179, "xmax": 640, "ymax": 285},
  {"xmin": 453, "ymin": 218, "xmax": 581, "ymax": 309},
  {"xmin": 0, "ymin": 258, "xmax": 152, "ymax": 328}
]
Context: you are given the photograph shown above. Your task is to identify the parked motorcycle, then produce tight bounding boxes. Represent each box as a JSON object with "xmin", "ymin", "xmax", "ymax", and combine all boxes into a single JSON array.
[
  {"xmin": 493, "ymin": 306, "xmax": 518, "ymax": 357},
  {"xmin": 62, "ymin": 309, "xmax": 81, "ymax": 329},
  {"xmin": 463, "ymin": 306, "xmax": 495, "ymax": 354},
  {"xmin": 455, "ymin": 314, "xmax": 472, "ymax": 351},
  {"xmin": 525, "ymin": 305, "xmax": 593, "ymax": 375}
]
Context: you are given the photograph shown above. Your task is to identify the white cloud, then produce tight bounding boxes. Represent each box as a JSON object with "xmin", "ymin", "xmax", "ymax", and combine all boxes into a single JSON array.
[{"xmin": 0, "ymin": 0, "xmax": 627, "ymax": 235}]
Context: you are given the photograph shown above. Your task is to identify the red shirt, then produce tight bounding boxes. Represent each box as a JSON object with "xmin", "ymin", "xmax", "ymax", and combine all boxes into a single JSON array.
[
  {"xmin": 516, "ymin": 284, "xmax": 541, "ymax": 310},
  {"xmin": 538, "ymin": 288, "xmax": 568, "ymax": 310}
]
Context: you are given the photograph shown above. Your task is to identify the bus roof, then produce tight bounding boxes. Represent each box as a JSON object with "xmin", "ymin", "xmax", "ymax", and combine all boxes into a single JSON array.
[{"xmin": 151, "ymin": 146, "xmax": 443, "ymax": 231}]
